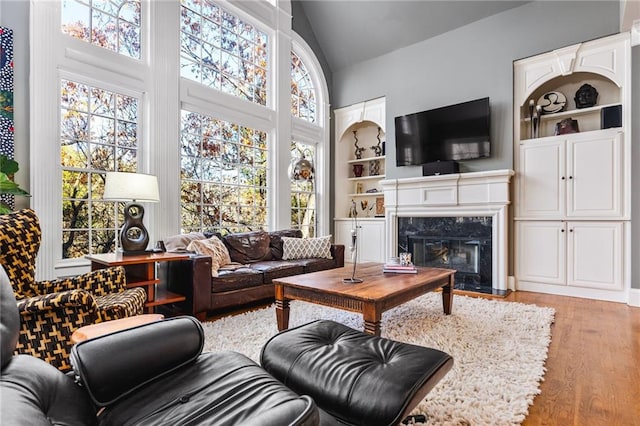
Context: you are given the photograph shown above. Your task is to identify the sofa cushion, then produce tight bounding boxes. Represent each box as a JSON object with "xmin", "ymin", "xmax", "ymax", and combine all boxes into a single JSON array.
[
  {"xmin": 295, "ymin": 258, "xmax": 338, "ymax": 274},
  {"xmin": 282, "ymin": 236, "xmax": 332, "ymax": 260},
  {"xmin": 224, "ymin": 231, "xmax": 271, "ymax": 264},
  {"xmin": 186, "ymin": 237, "xmax": 231, "ymax": 277},
  {"xmin": 211, "ymin": 268, "xmax": 265, "ymax": 293},
  {"xmin": 164, "ymin": 232, "xmax": 207, "ymax": 252},
  {"xmin": 268, "ymin": 229, "xmax": 303, "ymax": 260},
  {"xmin": 250, "ymin": 261, "xmax": 305, "ymax": 283}
]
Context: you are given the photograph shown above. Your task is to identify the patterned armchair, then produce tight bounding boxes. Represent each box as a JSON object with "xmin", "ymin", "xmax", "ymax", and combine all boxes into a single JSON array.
[{"xmin": 0, "ymin": 209, "xmax": 146, "ymax": 372}]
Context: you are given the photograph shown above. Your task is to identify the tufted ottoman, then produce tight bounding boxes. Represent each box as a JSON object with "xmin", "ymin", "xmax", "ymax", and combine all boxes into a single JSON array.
[{"xmin": 261, "ymin": 319, "xmax": 453, "ymax": 426}]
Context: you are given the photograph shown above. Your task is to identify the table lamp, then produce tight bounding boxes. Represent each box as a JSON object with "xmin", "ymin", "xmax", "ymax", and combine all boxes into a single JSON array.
[{"xmin": 103, "ymin": 172, "xmax": 159, "ymax": 255}]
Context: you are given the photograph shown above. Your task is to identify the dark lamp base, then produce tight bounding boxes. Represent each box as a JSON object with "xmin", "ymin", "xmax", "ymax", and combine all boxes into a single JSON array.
[{"xmin": 342, "ymin": 277, "xmax": 363, "ymax": 283}]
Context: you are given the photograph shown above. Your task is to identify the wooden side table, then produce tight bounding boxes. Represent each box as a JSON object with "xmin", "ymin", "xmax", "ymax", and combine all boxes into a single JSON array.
[{"xmin": 86, "ymin": 252, "xmax": 190, "ymax": 314}]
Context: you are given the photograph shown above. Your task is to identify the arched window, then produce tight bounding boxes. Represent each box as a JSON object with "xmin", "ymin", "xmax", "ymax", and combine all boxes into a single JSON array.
[
  {"xmin": 291, "ymin": 51, "xmax": 316, "ymax": 123},
  {"xmin": 290, "ymin": 40, "xmax": 328, "ymax": 238}
]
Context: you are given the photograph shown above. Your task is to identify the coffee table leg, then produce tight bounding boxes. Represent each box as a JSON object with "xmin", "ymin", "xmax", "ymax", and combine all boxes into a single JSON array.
[
  {"xmin": 442, "ymin": 274, "xmax": 454, "ymax": 315},
  {"xmin": 275, "ymin": 284, "xmax": 290, "ymax": 331},
  {"xmin": 363, "ymin": 304, "xmax": 382, "ymax": 336}
]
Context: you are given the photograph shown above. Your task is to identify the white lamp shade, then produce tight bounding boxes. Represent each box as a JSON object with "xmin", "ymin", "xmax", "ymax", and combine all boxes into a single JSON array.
[{"xmin": 103, "ymin": 172, "xmax": 160, "ymax": 202}]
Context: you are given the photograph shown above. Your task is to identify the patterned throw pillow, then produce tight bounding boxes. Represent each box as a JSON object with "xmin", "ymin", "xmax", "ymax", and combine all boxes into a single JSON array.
[
  {"xmin": 282, "ymin": 236, "xmax": 332, "ymax": 260},
  {"xmin": 186, "ymin": 237, "xmax": 231, "ymax": 277}
]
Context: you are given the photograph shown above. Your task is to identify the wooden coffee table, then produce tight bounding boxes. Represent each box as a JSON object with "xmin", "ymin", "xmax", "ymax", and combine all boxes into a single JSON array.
[{"xmin": 273, "ymin": 262, "xmax": 456, "ymax": 336}]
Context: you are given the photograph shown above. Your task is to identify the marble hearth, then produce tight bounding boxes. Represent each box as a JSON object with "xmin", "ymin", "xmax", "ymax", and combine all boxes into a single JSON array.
[{"xmin": 380, "ymin": 169, "xmax": 514, "ymax": 293}]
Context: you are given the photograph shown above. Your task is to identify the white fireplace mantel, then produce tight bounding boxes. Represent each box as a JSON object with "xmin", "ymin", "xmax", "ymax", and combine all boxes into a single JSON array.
[{"xmin": 380, "ymin": 169, "xmax": 515, "ymax": 291}]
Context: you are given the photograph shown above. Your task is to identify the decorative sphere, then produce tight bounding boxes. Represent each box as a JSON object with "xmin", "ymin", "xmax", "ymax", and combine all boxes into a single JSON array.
[{"xmin": 289, "ymin": 158, "xmax": 314, "ymax": 181}]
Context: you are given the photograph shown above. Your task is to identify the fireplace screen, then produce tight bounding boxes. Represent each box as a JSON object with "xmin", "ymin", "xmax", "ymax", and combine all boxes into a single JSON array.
[{"xmin": 398, "ymin": 217, "xmax": 492, "ymax": 292}]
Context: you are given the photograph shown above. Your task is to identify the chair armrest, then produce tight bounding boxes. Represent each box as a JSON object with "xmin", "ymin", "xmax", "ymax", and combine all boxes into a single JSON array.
[
  {"xmin": 159, "ymin": 254, "xmax": 211, "ymax": 320},
  {"xmin": 39, "ymin": 266, "xmax": 127, "ymax": 296},
  {"xmin": 330, "ymin": 244, "xmax": 345, "ymax": 268},
  {"xmin": 70, "ymin": 316, "xmax": 204, "ymax": 406},
  {"xmin": 15, "ymin": 290, "xmax": 101, "ymax": 372},
  {"xmin": 16, "ymin": 289, "xmax": 99, "ymax": 314}
]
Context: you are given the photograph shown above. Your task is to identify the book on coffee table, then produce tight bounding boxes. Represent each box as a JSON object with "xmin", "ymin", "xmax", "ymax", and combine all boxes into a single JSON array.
[{"xmin": 383, "ymin": 264, "xmax": 418, "ymax": 274}]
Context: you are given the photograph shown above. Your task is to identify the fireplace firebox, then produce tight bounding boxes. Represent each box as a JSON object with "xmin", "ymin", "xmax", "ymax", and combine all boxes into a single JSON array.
[{"xmin": 398, "ymin": 217, "xmax": 493, "ymax": 294}]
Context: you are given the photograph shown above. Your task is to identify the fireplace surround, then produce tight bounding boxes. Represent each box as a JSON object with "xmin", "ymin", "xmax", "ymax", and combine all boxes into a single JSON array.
[{"xmin": 380, "ymin": 170, "xmax": 514, "ymax": 294}]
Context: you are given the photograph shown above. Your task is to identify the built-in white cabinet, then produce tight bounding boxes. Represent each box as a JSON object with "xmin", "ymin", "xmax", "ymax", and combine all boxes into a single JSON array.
[
  {"xmin": 333, "ymin": 97, "xmax": 386, "ymax": 263},
  {"xmin": 513, "ymin": 33, "xmax": 630, "ymax": 303},
  {"xmin": 517, "ymin": 221, "xmax": 623, "ymax": 291},
  {"xmin": 517, "ymin": 130, "xmax": 624, "ymax": 219},
  {"xmin": 334, "ymin": 218, "xmax": 385, "ymax": 264}
]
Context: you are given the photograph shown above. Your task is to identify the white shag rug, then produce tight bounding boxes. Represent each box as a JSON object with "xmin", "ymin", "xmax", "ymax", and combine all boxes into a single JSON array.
[{"xmin": 201, "ymin": 293, "xmax": 555, "ymax": 426}]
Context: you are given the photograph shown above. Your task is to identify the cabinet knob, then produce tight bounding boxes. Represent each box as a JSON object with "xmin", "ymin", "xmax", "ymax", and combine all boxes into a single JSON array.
[
  {"xmin": 561, "ymin": 176, "xmax": 565, "ymax": 180},
  {"xmin": 569, "ymin": 228, "xmax": 573, "ymax": 232},
  {"xmin": 561, "ymin": 229, "xmax": 565, "ymax": 233},
  {"xmin": 569, "ymin": 176, "xmax": 573, "ymax": 180}
]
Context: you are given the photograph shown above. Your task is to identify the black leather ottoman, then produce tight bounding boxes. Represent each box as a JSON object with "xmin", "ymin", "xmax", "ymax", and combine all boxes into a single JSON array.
[{"xmin": 261, "ymin": 320, "xmax": 454, "ymax": 426}]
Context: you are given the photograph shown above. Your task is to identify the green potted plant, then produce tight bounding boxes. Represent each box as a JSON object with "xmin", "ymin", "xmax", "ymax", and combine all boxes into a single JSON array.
[{"xmin": 0, "ymin": 154, "xmax": 30, "ymax": 214}]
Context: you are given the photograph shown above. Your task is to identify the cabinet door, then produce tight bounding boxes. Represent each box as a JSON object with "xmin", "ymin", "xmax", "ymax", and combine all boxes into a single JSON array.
[
  {"xmin": 358, "ymin": 221, "xmax": 385, "ymax": 263},
  {"xmin": 516, "ymin": 221, "xmax": 566, "ymax": 285},
  {"xmin": 567, "ymin": 133, "xmax": 622, "ymax": 218},
  {"xmin": 518, "ymin": 140, "xmax": 565, "ymax": 218},
  {"xmin": 567, "ymin": 221, "xmax": 623, "ymax": 290}
]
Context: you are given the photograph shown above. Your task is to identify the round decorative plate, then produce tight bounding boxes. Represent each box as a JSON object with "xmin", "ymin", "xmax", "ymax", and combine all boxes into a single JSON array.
[{"xmin": 537, "ymin": 91, "xmax": 566, "ymax": 114}]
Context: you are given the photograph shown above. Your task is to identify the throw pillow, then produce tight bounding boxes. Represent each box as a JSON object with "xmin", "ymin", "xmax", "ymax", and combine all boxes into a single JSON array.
[
  {"xmin": 186, "ymin": 237, "xmax": 231, "ymax": 277},
  {"xmin": 282, "ymin": 235, "xmax": 332, "ymax": 260},
  {"xmin": 163, "ymin": 232, "xmax": 207, "ymax": 252}
]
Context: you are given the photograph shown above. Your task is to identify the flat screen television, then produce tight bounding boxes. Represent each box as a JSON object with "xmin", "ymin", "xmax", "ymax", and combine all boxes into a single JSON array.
[{"xmin": 395, "ymin": 97, "xmax": 491, "ymax": 166}]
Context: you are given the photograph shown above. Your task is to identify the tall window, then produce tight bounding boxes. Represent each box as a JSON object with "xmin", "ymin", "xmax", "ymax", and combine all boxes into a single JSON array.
[
  {"xmin": 290, "ymin": 141, "xmax": 315, "ymax": 237},
  {"xmin": 61, "ymin": 0, "xmax": 142, "ymax": 59},
  {"xmin": 180, "ymin": 0, "xmax": 268, "ymax": 105},
  {"xmin": 33, "ymin": 1, "xmax": 329, "ymax": 278},
  {"xmin": 60, "ymin": 80, "xmax": 139, "ymax": 258},
  {"xmin": 290, "ymin": 50, "xmax": 319, "ymax": 236},
  {"xmin": 291, "ymin": 51, "xmax": 316, "ymax": 123},
  {"xmin": 180, "ymin": 110, "xmax": 268, "ymax": 234}
]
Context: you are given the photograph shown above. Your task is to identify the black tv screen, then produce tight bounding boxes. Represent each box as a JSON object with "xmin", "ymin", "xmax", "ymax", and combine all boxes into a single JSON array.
[{"xmin": 395, "ymin": 97, "xmax": 491, "ymax": 166}]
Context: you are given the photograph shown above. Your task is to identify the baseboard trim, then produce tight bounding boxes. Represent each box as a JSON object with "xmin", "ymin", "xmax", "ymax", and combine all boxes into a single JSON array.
[{"xmin": 628, "ymin": 288, "xmax": 640, "ymax": 307}]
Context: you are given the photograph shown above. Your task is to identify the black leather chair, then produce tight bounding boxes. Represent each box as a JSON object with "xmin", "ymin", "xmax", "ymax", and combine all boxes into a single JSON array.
[{"xmin": 0, "ymin": 264, "xmax": 318, "ymax": 425}]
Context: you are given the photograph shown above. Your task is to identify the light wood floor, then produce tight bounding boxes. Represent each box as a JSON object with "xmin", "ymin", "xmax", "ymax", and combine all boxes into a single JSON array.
[
  {"xmin": 503, "ymin": 291, "xmax": 640, "ymax": 425},
  {"xmin": 206, "ymin": 291, "xmax": 640, "ymax": 425}
]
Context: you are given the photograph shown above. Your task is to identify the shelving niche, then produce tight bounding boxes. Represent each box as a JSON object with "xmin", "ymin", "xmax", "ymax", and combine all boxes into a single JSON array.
[
  {"xmin": 333, "ymin": 97, "xmax": 386, "ymax": 263},
  {"xmin": 518, "ymin": 72, "xmax": 621, "ymax": 140}
]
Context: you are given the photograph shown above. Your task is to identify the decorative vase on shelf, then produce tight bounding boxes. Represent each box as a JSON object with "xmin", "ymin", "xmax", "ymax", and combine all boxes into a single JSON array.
[
  {"xmin": 352, "ymin": 164, "xmax": 364, "ymax": 177},
  {"xmin": 369, "ymin": 126, "xmax": 383, "ymax": 157},
  {"xmin": 353, "ymin": 130, "xmax": 365, "ymax": 159},
  {"xmin": 369, "ymin": 160, "xmax": 380, "ymax": 176}
]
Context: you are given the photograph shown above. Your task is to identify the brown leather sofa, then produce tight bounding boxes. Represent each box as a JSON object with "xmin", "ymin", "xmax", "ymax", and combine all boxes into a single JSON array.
[{"xmin": 159, "ymin": 230, "xmax": 344, "ymax": 320}]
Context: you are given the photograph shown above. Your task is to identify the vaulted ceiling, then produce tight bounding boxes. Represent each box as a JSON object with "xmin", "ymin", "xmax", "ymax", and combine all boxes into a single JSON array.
[{"xmin": 295, "ymin": 1, "xmax": 530, "ymax": 72}]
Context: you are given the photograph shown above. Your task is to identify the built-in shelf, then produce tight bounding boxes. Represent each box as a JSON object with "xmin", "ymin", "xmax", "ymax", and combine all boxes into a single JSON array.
[
  {"xmin": 523, "ymin": 102, "xmax": 621, "ymax": 123},
  {"xmin": 347, "ymin": 175, "xmax": 385, "ymax": 181},
  {"xmin": 347, "ymin": 155, "xmax": 385, "ymax": 164},
  {"xmin": 347, "ymin": 192, "xmax": 383, "ymax": 197}
]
